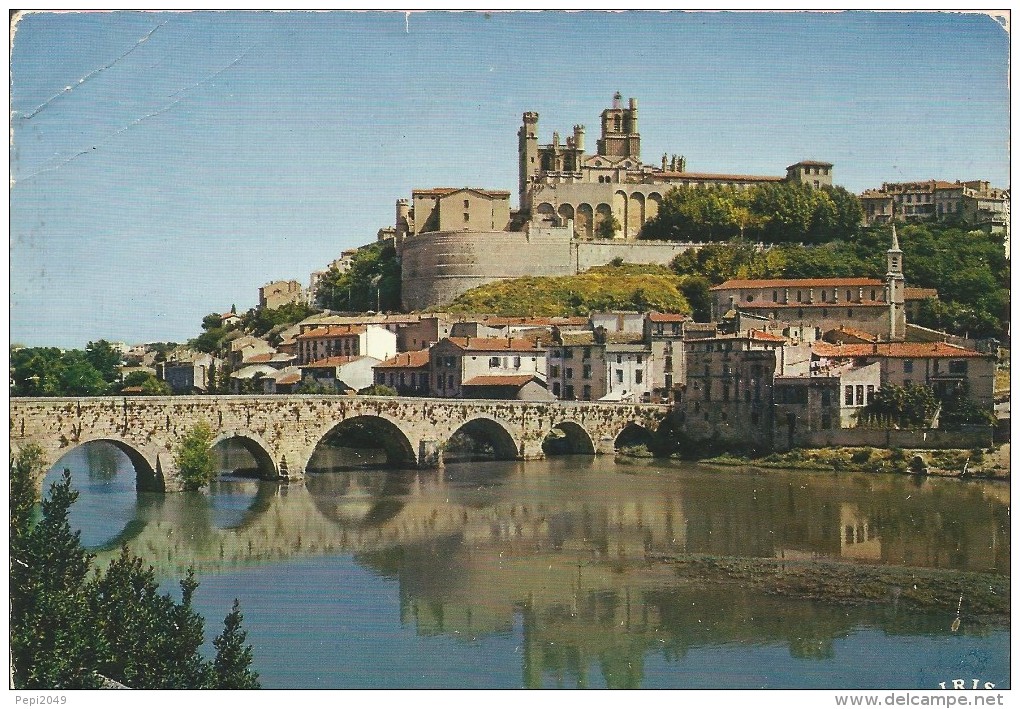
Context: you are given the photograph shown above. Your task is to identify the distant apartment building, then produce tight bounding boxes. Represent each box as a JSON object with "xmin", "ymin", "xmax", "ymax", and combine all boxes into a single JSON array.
[
  {"xmin": 296, "ymin": 324, "xmax": 397, "ymax": 365},
  {"xmin": 709, "ymin": 228, "xmax": 908, "ymax": 343},
  {"xmin": 373, "ymin": 350, "xmax": 431, "ymax": 396},
  {"xmin": 429, "ymin": 337, "xmax": 549, "ymax": 400},
  {"xmin": 772, "ymin": 359, "xmax": 882, "ymax": 449},
  {"xmin": 678, "ymin": 330, "xmax": 790, "ymax": 449},
  {"xmin": 299, "ymin": 355, "xmax": 379, "ymax": 393},
  {"xmin": 643, "ymin": 312, "xmax": 692, "ymax": 403},
  {"xmin": 160, "ymin": 351, "xmax": 219, "ymax": 394},
  {"xmin": 860, "ymin": 179, "xmax": 1008, "ymax": 232},
  {"xmin": 259, "ymin": 279, "xmax": 307, "ymax": 310},
  {"xmin": 811, "ymin": 341, "xmax": 996, "ymax": 409},
  {"xmin": 547, "ymin": 329, "xmax": 653, "ymax": 402}
]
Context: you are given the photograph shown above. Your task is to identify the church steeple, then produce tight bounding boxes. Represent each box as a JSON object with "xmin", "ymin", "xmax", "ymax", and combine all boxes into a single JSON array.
[
  {"xmin": 886, "ymin": 223, "xmax": 905, "ymax": 340},
  {"xmin": 886, "ymin": 222, "xmax": 903, "ymax": 277}
]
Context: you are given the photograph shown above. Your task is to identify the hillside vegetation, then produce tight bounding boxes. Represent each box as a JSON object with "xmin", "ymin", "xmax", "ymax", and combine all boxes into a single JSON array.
[{"xmin": 442, "ymin": 263, "xmax": 692, "ymax": 317}]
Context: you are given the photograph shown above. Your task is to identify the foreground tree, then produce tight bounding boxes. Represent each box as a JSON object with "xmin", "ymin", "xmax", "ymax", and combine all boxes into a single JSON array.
[
  {"xmin": 213, "ymin": 600, "xmax": 261, "ymax": 689},
  {"xmin": 9, "ymin": 448, "xmax": 260, "ymax": 689}
]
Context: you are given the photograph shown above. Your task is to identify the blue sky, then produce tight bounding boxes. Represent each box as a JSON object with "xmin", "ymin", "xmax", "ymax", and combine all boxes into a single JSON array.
[{"xmin": 10, "ymin": 10, "xmax": 1010, "ymax": 349}]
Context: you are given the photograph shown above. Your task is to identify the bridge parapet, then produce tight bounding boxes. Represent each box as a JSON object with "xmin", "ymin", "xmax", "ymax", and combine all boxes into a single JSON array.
[{"xmin": 10, "ymin": 396, "xmax": 671, "ymax": 491}]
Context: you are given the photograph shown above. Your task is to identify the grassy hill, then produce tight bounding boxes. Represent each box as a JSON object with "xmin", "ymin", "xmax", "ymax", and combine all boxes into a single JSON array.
[{"xmin": 440, "ymin": 264, "xmax": 692, "ymax": 317}]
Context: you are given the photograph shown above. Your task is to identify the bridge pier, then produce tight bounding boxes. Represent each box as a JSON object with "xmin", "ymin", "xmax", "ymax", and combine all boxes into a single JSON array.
[{"xmin": 417, "ymin": 439, "xmax": 444, "ymax": 468}]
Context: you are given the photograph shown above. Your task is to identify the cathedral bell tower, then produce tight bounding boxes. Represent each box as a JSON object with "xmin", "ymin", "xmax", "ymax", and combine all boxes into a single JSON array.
[{"xmin": 886, "ymin": 223, "xmax": 906, "ymax": 340}]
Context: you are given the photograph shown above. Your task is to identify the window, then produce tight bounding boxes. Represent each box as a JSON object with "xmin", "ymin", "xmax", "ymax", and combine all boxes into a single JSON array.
[
  {"xmin": 513, "ymin": 356, "xmax": 521, "ymax": 369},
  {"xmin": 664, "ymin": 356, "xmax": 673, "ymax": 372},
  {"xmin": 565, "ymin": 368, "xmax": 573, "ymax": 379},
  {"xmin": 616, "ymin": 370, "xmax": 624, "ymax": 383},
  {"xmin": 746, "ymin": 294, "xmax": 753, "ymax": 302},
  {"xmin": 821, "ymin": 390, "xmax": 831, "ymax": 407},
  {"xmin": 797, "ymin": 290, "xmax": 803, "ymax": 303},
  {"xmin": 870, "ymin": 289, "xmax": 876, "ymax": 301},
  {"xmin": 582, "ymin": 347, "xmax": 591, "ymax": 359},
  {"xmin": 635, "ymin": 370, "xmax": 643, "ymax": 384},
  {"xmin": 845, "ymin": 385, "xmax": 854, "ymax": 406},
  {"xmin": 582, "ymin": 364, "xmax": 591, "ymax": 379},
  {"xmin": 489, "ymin": 357, "xmax": 500, "ymax": 368},
  {"xmin": 550, "ymin": 365, "xmax": 560, "ymax": 378},
  {"xmin": 552, "ymin": 382, "xmax": 561, "ymax": 397},
  {"xmin": 948, "ymin": 360, "xmax": 968, "ymax": 375},
  {"xmin": 772, "ymin": 290, "xmax": 778, "ymax": 302},
  {"xmin": 564, "ymin": 385, "xmax": 574, "ymax": 399},
  {"xmin": 847, "ymin": 309, "xmax": 853, "ymax": 317},
  {"xmin": 582, "ymin": 385, "xmax": 591, "ymax": 400},
  {"xmin": 903, "ymin": 359, "xmax": 913, "ymax": 374},
  {"xmin": 855, "ymin": 385, "xmax": 865, "ymax": 406},
  {"xmin": 616, "ymin": 355, "xmax": 623, "ymax": 364},
  {"xmin": 463, "ymin": 213, "xmax": 470, "ymax": 222},
  {"xmin": 866, "ymin": 384, "xmax": 875, "ymax": 403},
  {"xmin": 463, "ymin": 199, "xmax": 470, "ymax": 208}
]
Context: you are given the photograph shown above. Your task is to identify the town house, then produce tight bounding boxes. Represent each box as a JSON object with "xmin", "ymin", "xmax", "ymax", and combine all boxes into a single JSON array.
[{"xmin": 429, "ymin": 337, "xmax": 549, "ymax": 400}]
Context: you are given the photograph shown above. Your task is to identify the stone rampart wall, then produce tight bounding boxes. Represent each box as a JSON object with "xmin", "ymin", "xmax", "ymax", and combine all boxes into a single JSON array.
[{"xmin": 399, "ymin": 226, "xmax": 704, "ymax": 310}]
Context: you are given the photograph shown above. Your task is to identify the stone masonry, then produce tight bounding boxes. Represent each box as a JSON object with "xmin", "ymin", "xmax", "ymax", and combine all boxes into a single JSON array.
[{"xmin": 10, "ymin": 396, "xmax": 669, "ymax": 492}]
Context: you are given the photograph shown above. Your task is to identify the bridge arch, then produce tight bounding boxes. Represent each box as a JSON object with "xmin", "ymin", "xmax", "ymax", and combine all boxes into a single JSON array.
[
  {"xmin": 210, "ymin": 431, "xmax": 278, "ymax": 480},
  {"xmin": 613, "ymin": 422, "xmax": 655, "ymax": 452},
  {"xmin": 61, "ymin": 435, "xmax": 165, "ymax": 492},
  {"xmin": 309, "ymin": 414, "xmax": 418, "ymax": 469},
  {"xmin": 445, "ymin": 415, "xmax": 521, "ymax": 461},
  {"xmin": 544, "ymin": 420, "xmax": 597, "ymax": 455}
]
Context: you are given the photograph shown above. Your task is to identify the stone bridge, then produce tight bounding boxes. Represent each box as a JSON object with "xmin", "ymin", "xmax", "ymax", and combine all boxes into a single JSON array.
[{"xmin": 10, "ymin": 395, "xmax": 670, "ymax": 492}]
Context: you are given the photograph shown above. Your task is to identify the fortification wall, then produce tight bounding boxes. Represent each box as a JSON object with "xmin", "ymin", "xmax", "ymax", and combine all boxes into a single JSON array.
[
  {"xmin": 400, "ymin": 227, "xmax": 574, "ymax": 311},
  {"xmin": 400, "ymin": 226, "xmax": 706, "ymax": 310},
  {"xmin": 573, "ymin": 239, "xmax": 702, "ymax": 272}
]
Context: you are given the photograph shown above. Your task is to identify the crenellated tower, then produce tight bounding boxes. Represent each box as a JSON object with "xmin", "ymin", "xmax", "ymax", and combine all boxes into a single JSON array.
[
  {"xmin": 518, "ymin": 111, "xmax": 540, "ymax": 211},
  {"xmin": 596, "ymin": 92, "xmax": 640, "ymax": 160}
]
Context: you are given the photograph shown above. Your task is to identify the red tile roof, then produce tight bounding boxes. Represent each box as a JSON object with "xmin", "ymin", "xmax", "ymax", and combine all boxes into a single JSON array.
[
  {"xmin": 825, "ymin": 327, "xmax": 878, "ymax": 343},
  {"xmin": 296, "ymin": 325, "xmax": 367, "ymax": 339},
  {"xmin": 244, "ymin": 353, "xmax": 275, "ymax": 364},
  {"xmin": 301, "ymin": 356, "xmax": 366, "ymax": 368},
  {"xmin": 788, "ymin": 160, "xmax": 833, "ymax": 168},
  {"xmin": 686, "ymin": 330, "xmax": 787, "ymax": 344},
  {"xmin": 274, "ymin": 373, "xmax": 302, "ymax": 385},
  {"xmin": 412, "ymin": 187, "xmax": 511, "ymax": 198},
  {"xmin": 462, "ymin": 375, "xmax": 540, "ymax": 387},
  {"xmin": 443, "ymin": 337, "xmax": 543, "ymax": 353},
  {"xmin": 647, "ymin": 312, "xmax": 690, "ymax": 323},
  {"xmin": 375, "ymin": 350, "xmax": 431, "ymax": 369},
  {"xmin": 747, "ymin": 329, "xmax": 788, "ymax": 343},
  {"xmin": 904, "ymin": 287, "xmax": 939, "ymax": 300},
  {"xmin": 740, "ymin": 301, "xmax": 887, "ymax": 309},
  {"xmin": 652, "ymin": 171, "xmax": 784, "ymax": 183},
  {"xmin": 712, "ymin": 277, "xmax": 884, "ymax": 290},
  {"xmin": 812, "ymin": 342, "xmax": 989, "ymax": 359}
]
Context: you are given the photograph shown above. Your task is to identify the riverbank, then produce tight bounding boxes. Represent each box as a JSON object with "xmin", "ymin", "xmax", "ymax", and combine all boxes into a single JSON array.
[
  {"xmin": 650, "ymin": 553, "xmax": 1010, "ymax": 625},
  {"xmin": 698, "ymin": 444, "xmax": 1010, "ymax": 481}
]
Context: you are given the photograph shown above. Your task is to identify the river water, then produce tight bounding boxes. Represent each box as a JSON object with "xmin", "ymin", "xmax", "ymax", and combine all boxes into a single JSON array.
[{"xmin": 44, "ymin": 441, "xmax": 1010, "ymax": 690}]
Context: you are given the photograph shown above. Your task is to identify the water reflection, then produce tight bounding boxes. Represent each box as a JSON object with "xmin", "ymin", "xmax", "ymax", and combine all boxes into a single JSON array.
[{"xmin": 48, "ymin": 445, "xmax": 1010, "ymax": 688}]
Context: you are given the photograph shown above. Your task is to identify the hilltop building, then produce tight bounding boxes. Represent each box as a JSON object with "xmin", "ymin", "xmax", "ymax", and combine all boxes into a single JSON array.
[
  {"xmin": 709, "ymin": 226, "xmax": 907, "ymax": 343},
  {"xmin": 859, "ymin": 179, "xmax": 1008, "ymax": 233},
  {"xmin": 397, "ymin": 94, "xmax": 834, "ymax": 311}
]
